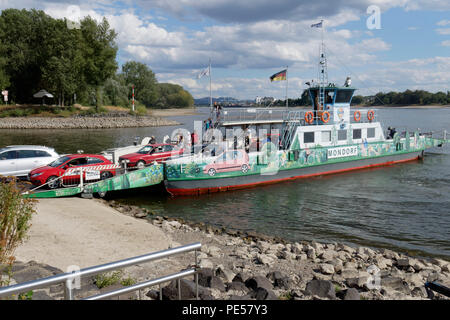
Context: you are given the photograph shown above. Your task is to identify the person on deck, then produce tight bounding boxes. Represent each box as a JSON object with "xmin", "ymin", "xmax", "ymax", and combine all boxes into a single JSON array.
[{"xmin": 387, "ymin": 127, "xmax": 396, "ymax": 139}]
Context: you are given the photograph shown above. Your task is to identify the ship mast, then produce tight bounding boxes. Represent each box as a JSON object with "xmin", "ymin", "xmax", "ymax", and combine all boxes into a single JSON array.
[{"xmin": 318, "ymin": 20, "xmax": 328, "ymax": 108}]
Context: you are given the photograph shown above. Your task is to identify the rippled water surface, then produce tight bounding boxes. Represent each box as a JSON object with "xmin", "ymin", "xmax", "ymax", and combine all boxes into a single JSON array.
[{"xmin": 1, "ymin": 107, "xmax": 449, "ymax": 258}]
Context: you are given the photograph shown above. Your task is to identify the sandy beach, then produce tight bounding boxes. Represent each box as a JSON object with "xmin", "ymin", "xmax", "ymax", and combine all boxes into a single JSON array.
[{"xmin": 14, "ymin": 198, "xmax": 179, "ymax": 271}]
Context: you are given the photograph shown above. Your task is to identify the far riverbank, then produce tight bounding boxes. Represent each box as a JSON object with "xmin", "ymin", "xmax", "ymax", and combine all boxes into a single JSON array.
[{"xmin": 0, "ymin": 115, "xmax": 179, "ymax": 129}]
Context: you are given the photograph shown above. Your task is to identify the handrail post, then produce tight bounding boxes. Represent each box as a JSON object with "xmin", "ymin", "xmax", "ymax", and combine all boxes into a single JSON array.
[
  {"xmin": 79, "ymin": 168, "xmax": 83, "ymax": 191},
  {"xmin": 64, "ymin": 278, "xmax": 73, "ymax": 300},
  {"xmin": 195, "ymin": 249, "xmax": 199, "ymax": 300}
]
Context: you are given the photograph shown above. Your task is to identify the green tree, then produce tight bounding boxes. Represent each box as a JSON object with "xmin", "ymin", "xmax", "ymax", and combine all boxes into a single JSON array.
[
  {"xmin": 80, "ymin": 16, "xmax": 118, "ymax": 111},
  {"xmin": 122, "ymin": 61, "xmax": 159, "ymax": 107}
]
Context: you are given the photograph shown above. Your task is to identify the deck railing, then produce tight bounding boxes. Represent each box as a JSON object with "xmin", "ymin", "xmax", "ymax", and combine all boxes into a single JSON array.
[{"xmin": 0, "ymin": 242, "xmax": 201, "ymax": 300}]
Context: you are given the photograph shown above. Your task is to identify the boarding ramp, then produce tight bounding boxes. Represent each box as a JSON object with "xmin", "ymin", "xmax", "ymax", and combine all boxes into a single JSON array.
[{"xmin": 22, "ymin": 163, "xmax": 164, "ymax": 199}]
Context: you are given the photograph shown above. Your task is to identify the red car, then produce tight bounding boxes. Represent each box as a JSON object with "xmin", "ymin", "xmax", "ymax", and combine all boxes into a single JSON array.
[
  {"xmin": 29, "ymin": 154, "xmax": 117, "ymax": 189},
  {"xmin": 204, "ymin": 149, "xmax": 250, "ymax": 176},
  {"xmin": 118, "ymin": 144, "xmax": 184, "ymax": 169}
]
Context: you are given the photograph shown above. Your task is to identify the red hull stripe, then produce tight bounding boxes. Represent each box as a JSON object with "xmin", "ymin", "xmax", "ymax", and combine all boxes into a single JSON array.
[{"xmin": 167, "ymin": 155, "xmax": 419, "ymax": 196}]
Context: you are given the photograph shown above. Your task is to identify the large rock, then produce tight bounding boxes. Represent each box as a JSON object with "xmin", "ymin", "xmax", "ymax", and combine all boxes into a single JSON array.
[
  {"xmin": 305, "ymin": 280, "xmax": 336, "ymax": 300},
  {"xmin": 336, "ymin": 243, "xmax": 356, "ymax": 255},
  {"xmin": 11, "ymin": 261, "xmax": 63, "ymax": 284},
  {"xmin": 266, "ymin": 271, "xmax": 292, "ymax": 290},
  {"xmin": 343, "ymin": 288, "xmax": 361, "ymax": 300},
  {"xmin": 232, "ymin": 273, "xmax": 248, "ymax": 284},
  {"xmin": 197, "ymin": 268, "xmax": 225, "ymax": 292},
  {"xmin": 244, "ymin": 276, "xmax": 273, "ymax": 291},
  {"xmin": 319, "ymin": 263, "xmax": 335, "ymax": 275},
  {"xmin": 215, "ymin": 265, "xmax": 235, "ymax": 283},
  {"xmin": 319, "ymin": 250, "xmax": 336, "ymax": 261},
  {"xmin": 380, "ymin": 276, "xmax": 410, "ymax": 294},
  {"xmin": 161, "ymin": 279, "xmax": 212, "ymax": 300},
  {"xmin": 256, "ymin": 253, "xmax": 275, "ymax": 266},
  {"xmin": 380, "ymin": 248, "xmax": 400, "ymax": 260},
  {"xmin": 252, "ymin": 287, "xmax": 278, "ymax": 300},
  {"xmin": 226, "ymin": 281, "xmax": 249, "ymax": 294}
]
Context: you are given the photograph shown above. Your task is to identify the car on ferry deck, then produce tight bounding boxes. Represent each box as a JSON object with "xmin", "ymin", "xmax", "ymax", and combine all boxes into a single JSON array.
[
  {"xmin": 29, "ymin": 154, "xmax": 116, "ymax": 189},
  {"xmin": 0, "ymin": 145, "xmax": 59, "ymax": 177},
  {"xmin": 118, "ymin": 143, "xmax": 184, "ymax": 169},
  {"xmin": 203, "ymin": 149, "xmax": 250, "ymax": 176}
]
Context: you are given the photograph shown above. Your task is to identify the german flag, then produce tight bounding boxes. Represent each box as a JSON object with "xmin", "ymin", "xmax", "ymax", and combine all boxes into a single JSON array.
[{"xmin": 270, "ymin": 69, "xmax": 287, "ymax": 82}]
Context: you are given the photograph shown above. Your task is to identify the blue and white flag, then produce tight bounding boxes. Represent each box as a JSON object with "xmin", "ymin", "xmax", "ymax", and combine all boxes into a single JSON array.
[
  {"xmin": 197, "ymin": 67, "xmax": 210, "ymax": 79},
  {"xmin": 311, "ymin": 20, "xmax": 323, "ymax": 28}
]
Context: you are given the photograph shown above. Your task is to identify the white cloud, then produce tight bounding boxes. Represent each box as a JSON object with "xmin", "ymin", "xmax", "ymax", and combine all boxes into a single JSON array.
[
  {"xmin": 436, "ymin": 28, "xmax": 450, "ymax": 35},
  {"xmin": 436, "ymin": 20, "xmax": 450, "ymax": 26},
  {"xmin": 441, "ymin": 40, "xmax": 450, "ymax": 47}
]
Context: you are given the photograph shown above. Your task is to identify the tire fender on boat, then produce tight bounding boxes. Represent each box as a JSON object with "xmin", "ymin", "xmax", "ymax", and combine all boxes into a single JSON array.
[
  {"xmin": 305, "ymin": 111, "xmax": 314, "ymax": 124},
  {"xmin": 321, "ymin": 111, "xmax": 330, "ymax": 123}
]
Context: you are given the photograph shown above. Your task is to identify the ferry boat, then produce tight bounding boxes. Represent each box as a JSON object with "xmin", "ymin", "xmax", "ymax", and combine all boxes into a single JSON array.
[{"xmin": 162, "ymin": 39, "xmax": 448, "ymax": 196}]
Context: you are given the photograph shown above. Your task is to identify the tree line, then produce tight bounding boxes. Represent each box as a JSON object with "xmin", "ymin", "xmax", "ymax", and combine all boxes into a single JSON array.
[
  {"xmin": 272, "ymin": 89, "xmax": 450, "ymax": 107},
  {"xmin": 352, "ymin": 90, "xmax": 450, "ymax": 106},
  {"xmin": 0, "ymin": 9, "xmax": 193, "ymax": 110}
]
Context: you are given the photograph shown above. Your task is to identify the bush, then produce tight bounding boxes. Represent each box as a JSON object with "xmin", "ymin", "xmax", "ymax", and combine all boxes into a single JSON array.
[
  {"xmin": 0, "ymin": 178, "xmax": 36, "ymax": 286},
  {"xmin": 128, "ymin": 102, "xmax": 147, "ymax": 116}
]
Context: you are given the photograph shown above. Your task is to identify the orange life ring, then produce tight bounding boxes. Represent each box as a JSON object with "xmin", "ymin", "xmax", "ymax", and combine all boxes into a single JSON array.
[
  {"xmin": 354, "ymin": 110, "xmax": 361, "ymax": 122},
  {"xmin": 305, "ymin": 111, "xmax": 314, "ymax": 124},
  {"xmin": 321, "ymin": 111, "xmax": 330, "ymax": 123},
  {"xmin": 367, "ymin": 110, "xmax": 375, "ymax": 121}
]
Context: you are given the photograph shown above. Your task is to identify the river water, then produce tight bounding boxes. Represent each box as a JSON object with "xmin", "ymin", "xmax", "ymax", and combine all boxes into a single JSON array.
[{"xmin": 1, "ymin": 107, "xmax": 449, "ymax": 258}]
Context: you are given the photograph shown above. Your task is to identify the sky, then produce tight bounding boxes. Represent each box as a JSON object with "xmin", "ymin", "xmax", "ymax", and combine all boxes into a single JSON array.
[{"xmin": 0, "ymin": 0, "xmax": 449, "ymax": 100}]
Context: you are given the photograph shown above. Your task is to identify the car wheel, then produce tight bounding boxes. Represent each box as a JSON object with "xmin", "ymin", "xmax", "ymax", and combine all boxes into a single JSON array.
[
  {"xmin": 137, "ymin": 161, "xmax": 146, "ymax": 169},
  {"xmin": 207, "ymin": 168, "xmax": 216, "ymax": 176},
  {"xmin": 241, "ymin": 164, "xmax": 249, "ymax": 173},
  {"xmin": 47, "ymin": 176, "xmax": 60, "ymax": 189},
  {"xmin": 100, "ymin": 171, "xmax": 112, "ymax": 180}
]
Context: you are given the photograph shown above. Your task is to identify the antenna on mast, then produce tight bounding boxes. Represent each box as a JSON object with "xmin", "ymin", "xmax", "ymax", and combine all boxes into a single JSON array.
[{"xmin": 317, "ymin": 20, "xmax": 328, "ymax": 108}]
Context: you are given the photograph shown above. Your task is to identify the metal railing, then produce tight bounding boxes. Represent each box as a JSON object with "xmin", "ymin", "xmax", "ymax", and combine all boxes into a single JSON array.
[
  {"xmin": 221, "ymin": 108, "xmax": 289, "ymax": 123},
  {"xmin": 0, "ymin": 242, "xmax": 201, "ymax": 300}
]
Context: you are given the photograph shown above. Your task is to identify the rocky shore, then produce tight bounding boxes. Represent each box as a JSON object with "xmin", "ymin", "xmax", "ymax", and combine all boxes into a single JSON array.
[
  {"xmin": 4, "ymin": 199, "xmax": 449, "ymax": 300},
  {"xmin": 0, "ymin": 115, "xmax": 178, "ymax": 129}
]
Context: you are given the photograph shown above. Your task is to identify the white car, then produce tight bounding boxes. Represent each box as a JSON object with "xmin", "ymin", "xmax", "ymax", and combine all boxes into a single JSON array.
[{"xmin": 0, "ymin": 145, "xmax": 59, "ymax": 177}]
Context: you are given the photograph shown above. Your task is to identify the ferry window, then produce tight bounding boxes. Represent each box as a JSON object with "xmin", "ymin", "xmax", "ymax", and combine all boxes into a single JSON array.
[
  {"xmin": 367, "ymin": 128, "xmax": 376, "ymax": 138},
  {"xmin": 321, "ymin": 131, "xmax": 331, "ymax": 142},
  {"xmin": 335, "ymin": 90, "xmax": 353, "ymax": 103},
  {"xmin": 353, "ymin": 129, "xmax": 362, "ymax": 140},
  {"xmin": 338, "ymin": 130, "xmax": 347, "ymax": 141},
  {"xmin": 304, "ymin": 132, "xmax": 315, "ymax": 143}
]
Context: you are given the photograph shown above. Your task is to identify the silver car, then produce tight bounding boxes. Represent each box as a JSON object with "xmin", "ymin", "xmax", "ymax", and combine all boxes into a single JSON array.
[{"xmin": 0, "ymin": 145, "xmax": 59, "ymax": 177}]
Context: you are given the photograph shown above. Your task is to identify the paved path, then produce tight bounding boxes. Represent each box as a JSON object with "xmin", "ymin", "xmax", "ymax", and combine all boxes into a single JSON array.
[{"xmin": 15, "ymin": 198, "xmax": 175, "ymax": 272}]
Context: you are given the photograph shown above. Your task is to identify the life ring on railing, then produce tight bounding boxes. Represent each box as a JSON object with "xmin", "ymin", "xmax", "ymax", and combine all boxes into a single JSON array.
[
  {"xmin": 305, "ymin": 111, "xmax": 314, "ymax": 124},
  {"xmin": 321, "ymin": 111, "xmax": 330, "ymax": 123},
  {"xmin": 354, "ymin": 110, "xmax": 361, "ymax": 122},
  {"xmin": 367, "ymin": 110, "xmax": 375, "ymax": 121}
]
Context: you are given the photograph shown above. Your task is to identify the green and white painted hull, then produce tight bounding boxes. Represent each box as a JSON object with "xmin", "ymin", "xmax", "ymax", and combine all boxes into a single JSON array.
[
  {"xmin": 164, "ymin": 132, "xmax": 447, "ymax": 196},
  {"xmin": 22, "ymin": 164, "xmax": 164, "ymax": 198}
]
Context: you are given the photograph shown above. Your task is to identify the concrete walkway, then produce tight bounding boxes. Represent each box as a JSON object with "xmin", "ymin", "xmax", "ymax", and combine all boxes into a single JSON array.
[{"xmin": 15, "ymin": 198, "xmax": 174, "ymax": 272}]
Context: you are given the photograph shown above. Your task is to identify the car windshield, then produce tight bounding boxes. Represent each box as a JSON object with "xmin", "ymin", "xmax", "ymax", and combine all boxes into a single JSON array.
[
  {"xmin": 49, "ymin": 156, "xmax": 70, "ymax": 167},
  {"xmin": 137, "ymin": 146, "xmax": 154, "ymax": 154}
]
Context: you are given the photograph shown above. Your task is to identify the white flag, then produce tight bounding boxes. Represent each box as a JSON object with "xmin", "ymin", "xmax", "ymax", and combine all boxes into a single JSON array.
[{"xmin": 197, "ymin": 67, "xmax": 210, "ymax": 79}]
